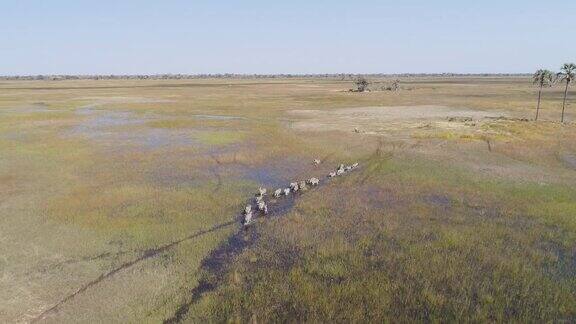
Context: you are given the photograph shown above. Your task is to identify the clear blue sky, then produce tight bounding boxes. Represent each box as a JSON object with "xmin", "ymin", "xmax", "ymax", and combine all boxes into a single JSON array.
[{"xmin": 1, "ymin": 0, "xmax": 574, "ymax": 75}]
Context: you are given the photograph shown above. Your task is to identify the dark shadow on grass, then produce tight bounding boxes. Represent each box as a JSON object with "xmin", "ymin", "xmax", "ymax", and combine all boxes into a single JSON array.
[
  {"xmin": 33, "ymin": 157, "xmax": 358, "ymax": 323},
  {"xmin": 164, "ymin": 227, "xmax": 260, "ymax": 324},
  {"xmin": 163, "ymin": 169, "xmax": 356, "ymax": 323},
  {"xmin": 30, "ymin": 220, "xmax": 238, "ymax": 323}
]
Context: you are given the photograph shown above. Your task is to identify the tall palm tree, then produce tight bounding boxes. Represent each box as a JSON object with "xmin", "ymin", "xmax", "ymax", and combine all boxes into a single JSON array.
[
  {"xmin": 557, "ymin": 63, "xmax": 576, "ymax": 122},
  {"xmin": 532, "ymin": 69, "xmax": 554, "ymax": 121}
]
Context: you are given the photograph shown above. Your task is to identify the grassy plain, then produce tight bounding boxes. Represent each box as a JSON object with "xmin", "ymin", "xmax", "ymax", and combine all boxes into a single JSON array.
[{"xmin": 0, "ymin": 77, "xmax": 574, "ymax": 322}]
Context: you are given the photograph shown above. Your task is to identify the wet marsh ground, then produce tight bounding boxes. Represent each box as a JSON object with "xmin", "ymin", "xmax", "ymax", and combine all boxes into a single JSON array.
[{"xmin": 0, "ymin": 77, "xmax": 575, "ymax": 322}]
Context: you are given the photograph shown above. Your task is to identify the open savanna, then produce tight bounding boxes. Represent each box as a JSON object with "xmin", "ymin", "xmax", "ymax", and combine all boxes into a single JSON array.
[{"xmin": 0, "ymin": 76, "xmax": 575, "ymax": 322}]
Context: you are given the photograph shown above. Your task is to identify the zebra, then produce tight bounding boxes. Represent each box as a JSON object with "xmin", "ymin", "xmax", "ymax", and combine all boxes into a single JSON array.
[
  {"xmin": 308, "ymin": 177, "xmax": 320, "ymax": 186},
  {"xmin": 274, "ymin": 188, "xmax": 282, "ymax": 198},
  {"xmin": 290, "ymin": 182, "xmax": 299, "ymax": 192},
  {"xmin": 243, "ymin": 205, "xmax": 253, "ymax": 225}
]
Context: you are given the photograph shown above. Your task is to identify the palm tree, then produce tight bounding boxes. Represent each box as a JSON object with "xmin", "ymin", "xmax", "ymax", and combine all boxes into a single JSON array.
[
  {"xmin": 557, "ymin": 63, "xmax": 576, "ymax": 122},
  {"xmin": 532, "ymin": 69, "xmax": 554, "ymax": 121}
]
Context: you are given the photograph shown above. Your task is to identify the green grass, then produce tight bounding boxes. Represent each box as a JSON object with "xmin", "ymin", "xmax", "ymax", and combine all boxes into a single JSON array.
[
  {"xmin": 0, "ymin": 77, "xmax": 574, "ymax": 323},
  {"xmin": 191, "ymin": 152, "xmax": 576, "ymax": 322}
]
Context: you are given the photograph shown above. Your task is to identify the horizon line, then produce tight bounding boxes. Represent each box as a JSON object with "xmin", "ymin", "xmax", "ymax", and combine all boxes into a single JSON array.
[{"xmin": 0, "ymin": 73, "xmax": 532, "ymax": 80}]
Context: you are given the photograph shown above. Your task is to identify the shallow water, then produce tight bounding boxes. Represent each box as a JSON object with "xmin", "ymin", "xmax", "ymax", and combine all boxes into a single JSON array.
[
  {"xmin": 67, "ymin": 108, "xmax": 205, "ymax": 150},
  {"xmin": 73, "ymin": 111, "xmax": 147, "ymax": 130},
  {"xmin": 69, "ymin": 107, "xmax": 148, "ymax": 134},
  {"xmin": 237, "ymin": 163, "xmax": 303, "ymax": 189}
]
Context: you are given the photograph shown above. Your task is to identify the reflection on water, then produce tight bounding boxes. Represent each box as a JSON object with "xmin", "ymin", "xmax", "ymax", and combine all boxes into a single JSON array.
[{"xmin": 67, "ymin": 107, "xmax": 201, "ymax": 149}]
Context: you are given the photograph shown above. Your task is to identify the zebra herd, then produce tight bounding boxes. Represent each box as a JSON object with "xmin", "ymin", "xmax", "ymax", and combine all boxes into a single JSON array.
[{"xmin": 242, "ymin": 161, "xmax": 359, "ymax": 225}]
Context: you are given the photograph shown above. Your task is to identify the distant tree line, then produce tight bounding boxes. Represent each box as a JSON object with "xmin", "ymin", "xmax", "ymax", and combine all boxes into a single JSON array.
[
  {"xmin": 0, "ymin": 73, "xmax": 531, "ymax": 81},
  {"xmin": 533, "ymin": 63, "xmax": 575, "ymax": 122}
]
